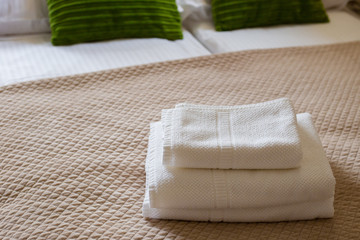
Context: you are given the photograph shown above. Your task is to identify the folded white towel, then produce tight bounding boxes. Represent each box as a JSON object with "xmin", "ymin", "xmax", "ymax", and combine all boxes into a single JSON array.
[
  {"xmin": 147, "ymin": 113, "xmax": 335, "ymax": 209},
  {"xmin": 162, "ymin": 98, "xmax": 302, "ymax": 169},
  {"xmin": 143, "ymin": 190, "xmax": 334, "ymax": 222}
]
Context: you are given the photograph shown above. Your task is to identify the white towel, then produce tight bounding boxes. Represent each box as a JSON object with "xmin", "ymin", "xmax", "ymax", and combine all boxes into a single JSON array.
[
  {"xmin": 147, "ymin": 113, "xmax": 335, "ymax": 209},
  {"xmin": 162, "ymin": 98, "xmax": 302, "ymax": 169},
  {"xmin": 143, "ymin": 191, "xmax": 334, "ymax": 222}
]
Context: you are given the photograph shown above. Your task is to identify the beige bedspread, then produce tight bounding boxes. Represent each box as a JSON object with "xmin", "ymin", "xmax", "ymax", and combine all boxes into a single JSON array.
[{"xmin": 1, "ymin": 42, "xmax": 359, "ymax": 239}]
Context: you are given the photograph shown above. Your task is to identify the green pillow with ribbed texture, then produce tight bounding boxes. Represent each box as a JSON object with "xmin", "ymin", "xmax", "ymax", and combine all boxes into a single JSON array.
[
  {"xmin": 47, "ymin": 0, "xmax": 183, "ymax": 46},
  {"xmin": 212, "ymin": 0, "xmax": 329, "ymax": 31}
]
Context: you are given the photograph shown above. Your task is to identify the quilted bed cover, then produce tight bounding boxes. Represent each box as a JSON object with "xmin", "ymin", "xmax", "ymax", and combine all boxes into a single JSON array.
[{"xmin": 1, "ymin": 41, "xmax": 359, "ymax": 239}]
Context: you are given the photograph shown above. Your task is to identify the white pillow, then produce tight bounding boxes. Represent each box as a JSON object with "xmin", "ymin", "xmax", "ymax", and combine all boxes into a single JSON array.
[
  {"xmin": 176, "ymin": 0, "xmax": 350, "ymax": 24},
  {"xmin": 322, "ymin": 0, "xmax": 350, "ymax": 9},
  {"xmin": 0, "ymin": 0, "xmax": 50, "ymax": 35},
  {"xmin": 176, "ymin": 0, "xmax": 211, "ymax": 22}
]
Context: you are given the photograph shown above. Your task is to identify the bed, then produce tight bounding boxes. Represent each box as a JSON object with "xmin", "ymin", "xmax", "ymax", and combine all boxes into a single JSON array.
[{"xmin": 1, "ymin": 0, "xmax": 360, "ymax": 239}]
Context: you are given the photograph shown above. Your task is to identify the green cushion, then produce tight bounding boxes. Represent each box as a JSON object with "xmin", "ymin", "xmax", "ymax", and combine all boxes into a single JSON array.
[
  {"xmin": 212, "ymin": 0, "xmax": 329, "ymax": 31},
  {"xmin": 47, "ymin": 0, "xmax": 183, "ymax": 46}
]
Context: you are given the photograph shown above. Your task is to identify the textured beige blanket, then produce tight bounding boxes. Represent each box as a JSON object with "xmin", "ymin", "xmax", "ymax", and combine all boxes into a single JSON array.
[{"xmin": 1, "ymin": 42, "xmax": 359, "ymax": 239}]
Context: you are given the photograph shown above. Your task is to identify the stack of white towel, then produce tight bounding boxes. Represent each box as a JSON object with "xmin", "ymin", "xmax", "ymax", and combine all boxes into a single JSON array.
[{"xmin": 143, "ymin": 98, "xmax": 335, "ymax": 222}]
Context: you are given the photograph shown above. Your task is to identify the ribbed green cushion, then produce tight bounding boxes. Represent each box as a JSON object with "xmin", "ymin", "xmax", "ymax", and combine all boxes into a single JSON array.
[
  {"xmin": 47, "ymin": 0, "xmax": 183, "ymax": 46},
  {"xmin": 212, "ymin": 0, "xmax": 329, "ymax": 31}
]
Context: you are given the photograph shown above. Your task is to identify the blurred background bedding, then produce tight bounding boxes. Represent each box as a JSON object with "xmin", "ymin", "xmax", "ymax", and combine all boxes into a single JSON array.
[
  {"xmin": 1, "ymin": 0, "xmax": 359, "ymax": 86},
  {"xmin": 0, "ymin": 31, "xmax": 210, "ymax": 86}
]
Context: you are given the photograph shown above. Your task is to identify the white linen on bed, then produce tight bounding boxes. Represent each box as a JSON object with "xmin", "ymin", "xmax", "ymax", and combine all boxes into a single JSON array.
[
  {"xmin": 143, "ymin": 191, "xmax": 334, "ymax": 222},
  {"xmin": 0, "ymin": 30, "xmax": 210, "ymax": 87},
  {"xmin": 185, "ymin": 11, "xmax": 360, "ymax": 53}
]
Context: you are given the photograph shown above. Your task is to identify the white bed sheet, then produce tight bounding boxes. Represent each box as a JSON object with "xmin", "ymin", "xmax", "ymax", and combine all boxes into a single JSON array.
[
  {"xmin": 0, "ymin": 30, "xmax": 211, "ymax": 87},
  {"xmin": 186, "ymin": 11, "xmax": 360, "ymax": 53}
]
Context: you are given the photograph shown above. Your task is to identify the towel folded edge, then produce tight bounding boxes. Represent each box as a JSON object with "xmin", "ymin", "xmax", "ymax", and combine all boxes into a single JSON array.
[
  {"xmin": 143, "ymin": 191, "xmax": 334, "ymax": 222},
  {"xmin": 174, "ymin": 97, "xmax": 292, "ymax": 110}
]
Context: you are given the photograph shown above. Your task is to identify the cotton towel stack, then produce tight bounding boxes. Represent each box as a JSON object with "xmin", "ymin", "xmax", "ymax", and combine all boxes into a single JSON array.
[{"xmin": 143, "ymin": 98, "xmax": 336, "ymax": 222}]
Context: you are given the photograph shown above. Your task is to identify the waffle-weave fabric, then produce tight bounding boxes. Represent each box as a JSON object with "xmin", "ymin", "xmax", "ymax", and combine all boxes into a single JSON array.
[
  {"xmin": 1, "ymin": 41, "xmax": 359, "ymax": 239},
  {"xmin": 161, "ymin": 98, "xmax": 302, "ymax": 169}
]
